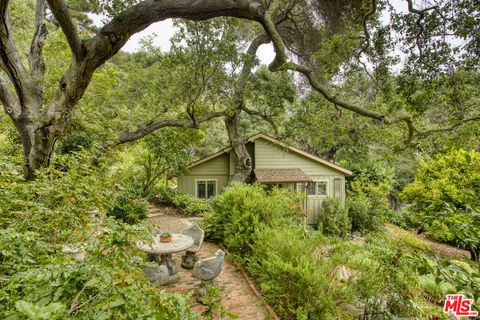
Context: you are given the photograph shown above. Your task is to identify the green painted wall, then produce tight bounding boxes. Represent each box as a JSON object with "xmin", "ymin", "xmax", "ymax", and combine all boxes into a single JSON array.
[
  {"xmin": 254, "ymin": 138, "xmax": 346, "ymax": 224},
  {"xmin": 177, "ymin": 153, "xmax": 230, "ymax": 196}
]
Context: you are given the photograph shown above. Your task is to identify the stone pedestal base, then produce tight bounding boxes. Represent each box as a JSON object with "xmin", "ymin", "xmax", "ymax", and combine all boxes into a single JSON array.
[
  {"xmin": 181, "ymin": 251, "xmax": 198, "ymax": 269},
  {"xmin": 144, "ymin": 253, "xmax": 180, "ymax": 285}
]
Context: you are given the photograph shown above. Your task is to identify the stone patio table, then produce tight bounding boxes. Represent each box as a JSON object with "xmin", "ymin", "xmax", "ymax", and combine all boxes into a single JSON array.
[{"xmin": 136, "ymin": 233, "xmax": 194, "ymax": 285}]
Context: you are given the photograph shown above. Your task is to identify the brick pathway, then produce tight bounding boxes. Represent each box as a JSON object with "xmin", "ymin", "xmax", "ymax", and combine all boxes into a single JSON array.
[{"xmin": 148, "ymin": 205, "xmax": 266, "ymax": 319}]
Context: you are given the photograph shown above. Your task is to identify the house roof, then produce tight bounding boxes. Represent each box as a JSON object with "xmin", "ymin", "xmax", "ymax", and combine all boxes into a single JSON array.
[
  {"xmin": 254, "ymin": 168, "xmax": 313, "ymax": 183},
  {"xmin": 187, "ymin": 133, "xmax": 352, "ymax": 176}
]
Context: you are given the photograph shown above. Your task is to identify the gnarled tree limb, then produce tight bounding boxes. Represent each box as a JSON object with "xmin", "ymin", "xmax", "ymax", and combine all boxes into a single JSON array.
[
  {"xmin": 0, "ymin": 0, "xmax": 30, "ymax": 109},
  {"xmin": 29, "ymin": 0, "xmax": 47, "ymax": 81},
  {"xmin": 242, "ymin": 105, "xmax": 279, "ymax": 136},
  {"xmin": 0, "ymin": 72, "xmax": 19, "ymax": 119},
  {"xmin": 46, "ymin": 0, "xmax": 84, "ymax": 60},
  {"xmin": 103, "ymin": 111, "xmax": 227, "ymax": 151},
  {"xmin": 261, "ymin": 13, "xmax": 480, "ymax": 146}
]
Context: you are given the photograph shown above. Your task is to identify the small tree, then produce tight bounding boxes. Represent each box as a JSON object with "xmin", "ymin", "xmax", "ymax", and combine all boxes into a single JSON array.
[
  {"xmin": 127, "ymin": 128, "xmax": 200, "ymax": 197},
  {"xmin": 402, "ymin": 149, "xmax": 480, "ymax": 261}
]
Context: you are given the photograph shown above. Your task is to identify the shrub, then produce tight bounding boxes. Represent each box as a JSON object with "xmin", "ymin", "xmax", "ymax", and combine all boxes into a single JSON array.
[
  {"xmin": 150, "ymin": 186, "xmax": 212, "ymax": 215},
  {"xmin": 107, "ymin": 188, "xmax": 148, "ymax": 224},
  {"xmin": 401, "ymin": 149, "xmax": 480, "ymax": 260},
  {"xmin": 0, "ymin": 153, "xmax": 196, "ymax": 319},
  {"xmin": 401, "ymin": 149, "xmax": 480, "ymax": 224},
  {"xmin": 347, "ymin": 179, "xmax": 388, "ymax": 234},
  {"xmin": 202, "ymin": 183, "xmax": 301, "ymax": 253},
  {"xmin": 318, "ymin": 197, "xmax": 351, "ymax": 237},
  {"xmin": 201, "ymin": 183, "xmax": 448, "ymax": 319}
]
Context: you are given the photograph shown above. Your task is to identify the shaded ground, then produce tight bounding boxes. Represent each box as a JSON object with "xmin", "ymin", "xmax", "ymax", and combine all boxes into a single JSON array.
[
  {"xmin": 148, "ymin": 205, "xmax": 266, "ymax": 319},
  {"xmin": 385, "ymin": 223, "xmax": 470, "ymax": 260}
]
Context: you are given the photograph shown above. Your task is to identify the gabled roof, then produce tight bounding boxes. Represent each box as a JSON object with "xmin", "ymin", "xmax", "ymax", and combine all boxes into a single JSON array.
[
  {"xmin": 254, "ymin": 168, "xmax": 313, "ymax": 183},
  {"xmin": 187, "ymin": 133, "xmax": 352, "ymax": 176}
]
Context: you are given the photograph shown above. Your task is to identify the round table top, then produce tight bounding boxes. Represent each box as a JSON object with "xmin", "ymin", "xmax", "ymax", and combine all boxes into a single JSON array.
[{"xmin": 136, "ymin": 233, "xmax": 194, "ymax": 255}]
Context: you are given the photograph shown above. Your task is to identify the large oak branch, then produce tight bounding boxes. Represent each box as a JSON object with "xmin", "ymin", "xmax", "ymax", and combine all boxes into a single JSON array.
[
  {"xmin": 101, "ymin": 111, "xmax": 227, "ymax": 153},
  {"xmin": 46, "ymin": 0, "xmax": 83, "ymax": 60},
  {"xmin": 260, "ymin": 14, "xmax": 480, "ymax": 146},
  {"xmin": 0, "ymin": 0, "xmax": 31, "ymax": 108}
]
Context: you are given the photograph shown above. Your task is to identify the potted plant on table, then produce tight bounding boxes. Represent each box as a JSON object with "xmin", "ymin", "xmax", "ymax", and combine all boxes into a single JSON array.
[{"xmin": 160, "ymin": 231, "xmax": 172, "ymax": 243}]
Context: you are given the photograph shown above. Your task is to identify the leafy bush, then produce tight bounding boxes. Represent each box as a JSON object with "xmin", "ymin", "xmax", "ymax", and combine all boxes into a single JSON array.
[
  {"xmin": 202, "ymin": 183, "xmax": 301, "ymax": 253},
  {"xmin": 201, "ymin": 183, "xmax": 453, "ymax": 319},
  {"xmin": 401, "ymin": 149, "xmax": 480, "ymax": 260},
  {"xmin": 107, "ymin": 188, "xmax": 148, "ymax": 224},
  {"xmin": 347, "ymin": 179, "xmax": 388, "ymax": 234},
  {"xmin": 0, "ymin": 153, "xmax": 197, "ymax": 319},
  {"xmin": 150, "ymin": 186, "xmax": 212, "ymax": 215},
  {"xmin": 402, "ymin": 149, "xmax": 480, "ymax": 223},
  {"xmin": 318, "ymin": 197, "xmax": 351, "ymax": 237}
]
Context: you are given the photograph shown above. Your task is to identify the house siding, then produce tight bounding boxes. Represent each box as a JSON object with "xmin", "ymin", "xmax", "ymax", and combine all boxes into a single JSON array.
[
  {"xmin": 178, "ymin": 136, "xmax": 348, "ymax": 226},
  {"xmin": 177, "ymin": 153, "xmax": 230, "ymax": 196},
  {"xmin": 254, "ymin": 138, "xmax": 346, "ymax": 225}
]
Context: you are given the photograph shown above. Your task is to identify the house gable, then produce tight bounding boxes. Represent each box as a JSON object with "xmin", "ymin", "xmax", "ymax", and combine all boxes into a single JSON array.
[
  {"xmin": 187, "ymin": 153, "xmax": 229, "ymax": 176},
  {"xmin": 254, "ymin": 138, "xmax": 344, "ymax": 176},
  {"xmin": 187, "ymin": 133, "xmax": 351, "ymax": 176}
]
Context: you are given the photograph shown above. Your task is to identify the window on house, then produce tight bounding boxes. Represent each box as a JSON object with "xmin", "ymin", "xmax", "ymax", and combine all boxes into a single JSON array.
[
  {"xmin": 196, "ymin": 180, "xmax": 216, "ymax": 199},
  {"xmin": 306, "ymin": 182, "xmax": 316, "ymax": 196},
  {"xmin": 298, "ymin": 181, "xmax": 328, "ymax": 196},
  {"xmin": 297, "ymin": 182, "xmax": 306, "ymax": 193},
  {"xmin": 317, "ymin": 181, "xmax": 328, "ymax": 196}
]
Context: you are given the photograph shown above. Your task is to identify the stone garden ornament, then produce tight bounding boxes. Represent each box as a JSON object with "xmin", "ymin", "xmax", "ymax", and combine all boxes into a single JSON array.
[
  {"xmin": 192, "ymin": 249, "xmax": 225, "ymax": 304},
  {"xmin": 181, "ymin": 224, "xmax": 205, "ymax": 269}
]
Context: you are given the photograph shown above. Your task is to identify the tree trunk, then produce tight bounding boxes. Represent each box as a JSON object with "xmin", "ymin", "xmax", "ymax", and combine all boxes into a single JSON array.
[
  {"xmin": 225, "ymin": 111, "xmax": 252, "ymax": 184},
  {"xmin": 15, "ymin": 114, "xmax": 59, "ymax": 180}
]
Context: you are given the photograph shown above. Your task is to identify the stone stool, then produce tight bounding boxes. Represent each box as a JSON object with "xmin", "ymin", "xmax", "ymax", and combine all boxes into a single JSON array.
[
  {"xmin": 181, "ymin": 224, "xmax": 204, "ymax": 269},
  {"xmin": 192, "ymin": 249, "xmax": 225, "ymax": 304}
]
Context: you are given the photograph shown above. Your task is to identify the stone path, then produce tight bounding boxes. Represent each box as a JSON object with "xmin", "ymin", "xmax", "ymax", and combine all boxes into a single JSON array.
[{"xmin": 148, "ymin": 205, "xmax": 266, "ymax": 319}]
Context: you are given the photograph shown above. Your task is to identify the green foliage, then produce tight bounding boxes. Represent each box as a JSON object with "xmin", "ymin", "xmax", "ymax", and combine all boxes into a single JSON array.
[
  {"xmin": 0, "ymin": 153, "xmax": 197, "ymax": 319},
  {"xmin": 199, "ymin": 285, "xmax": 238, "ymax": 319},
  {"xmin": 402, "ymin": 149, "xmax": 480, "ymax": 218},
  {"xmin": 151, "ymin": 186, "xmax": 212, "ymax": 216},
  {"xmin": 415, "ymin": 255, "xmax": 480, "ymax": 311},
  {"xmin": 401, "ymin": 149, "xmax": 480, "ymax": 259},
  {"xmin": 202, "ymin": 183, "xmax": 301, "ymax": 253},
  {"xmin": 347, "ymin": 179, "xmax": 388, "ymax": 234},
  {"xmin": 107, "ymin": 188, "xmax": 148, "ymax": 224},
  {"xmin": 202, "ymin": 184, "xmax": 453, "ymax": 319},
  {"xmin": 318, "ymin": 197, "xmax": 351, "ymax": 237},
  {"xmin": 247, "ymin": 225, "xmax": 443, "ymax": 319}
]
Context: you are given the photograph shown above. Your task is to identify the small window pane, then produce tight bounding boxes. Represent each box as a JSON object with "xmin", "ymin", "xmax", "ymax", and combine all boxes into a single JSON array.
[
  {"xmin": 306, "ymin": 182, "xmax": 316, "ymax": 196},
  {"xmin": 207, "ymin": 181, "xmax": 216, "ymax": 198},
  {"xmin": 317, "ymin": 181, "xmax": 327, "ymax": 196},
  {"xmin": 197, "ymin": 181, "xmax": 206, "ymax": 198}
]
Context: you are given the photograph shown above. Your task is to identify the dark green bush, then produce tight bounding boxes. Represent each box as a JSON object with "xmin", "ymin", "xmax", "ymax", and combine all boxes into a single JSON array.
[
  {"xmin": 202, "ymin": 183, "xmax": 301, "ymax": 253},
  {"xmin": 347, "ymin": 179, "xmax": 387, "ymax": 235},
  {"xmin": 107, "ymin": 189, "xmax": 148, "ymax": 224},
  {"xmin": 318, "ymin": 197, "xmax": 351, "ymax": 237},
  {"xmin": 150, "ymin": 186, "xmax": 212, "ymax": 215}
]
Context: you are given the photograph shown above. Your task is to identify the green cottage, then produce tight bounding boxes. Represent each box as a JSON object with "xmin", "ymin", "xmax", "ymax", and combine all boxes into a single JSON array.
[{"xmin": 177, "ymin": 133, "xmax": 352, "ymax": 225}]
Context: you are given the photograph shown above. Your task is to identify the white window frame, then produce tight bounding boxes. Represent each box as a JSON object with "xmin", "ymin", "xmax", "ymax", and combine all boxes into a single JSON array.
[
  {"xmin": 315, "ymin": 179, "xmax": 329, "ymax": 197},
  {"xmin": 195, "ymin": 179, "xmax": 218, "ymax": 199},
  {"xmin": 297, "ymin": 180, "xmax": 329, "ymax": 198}
]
